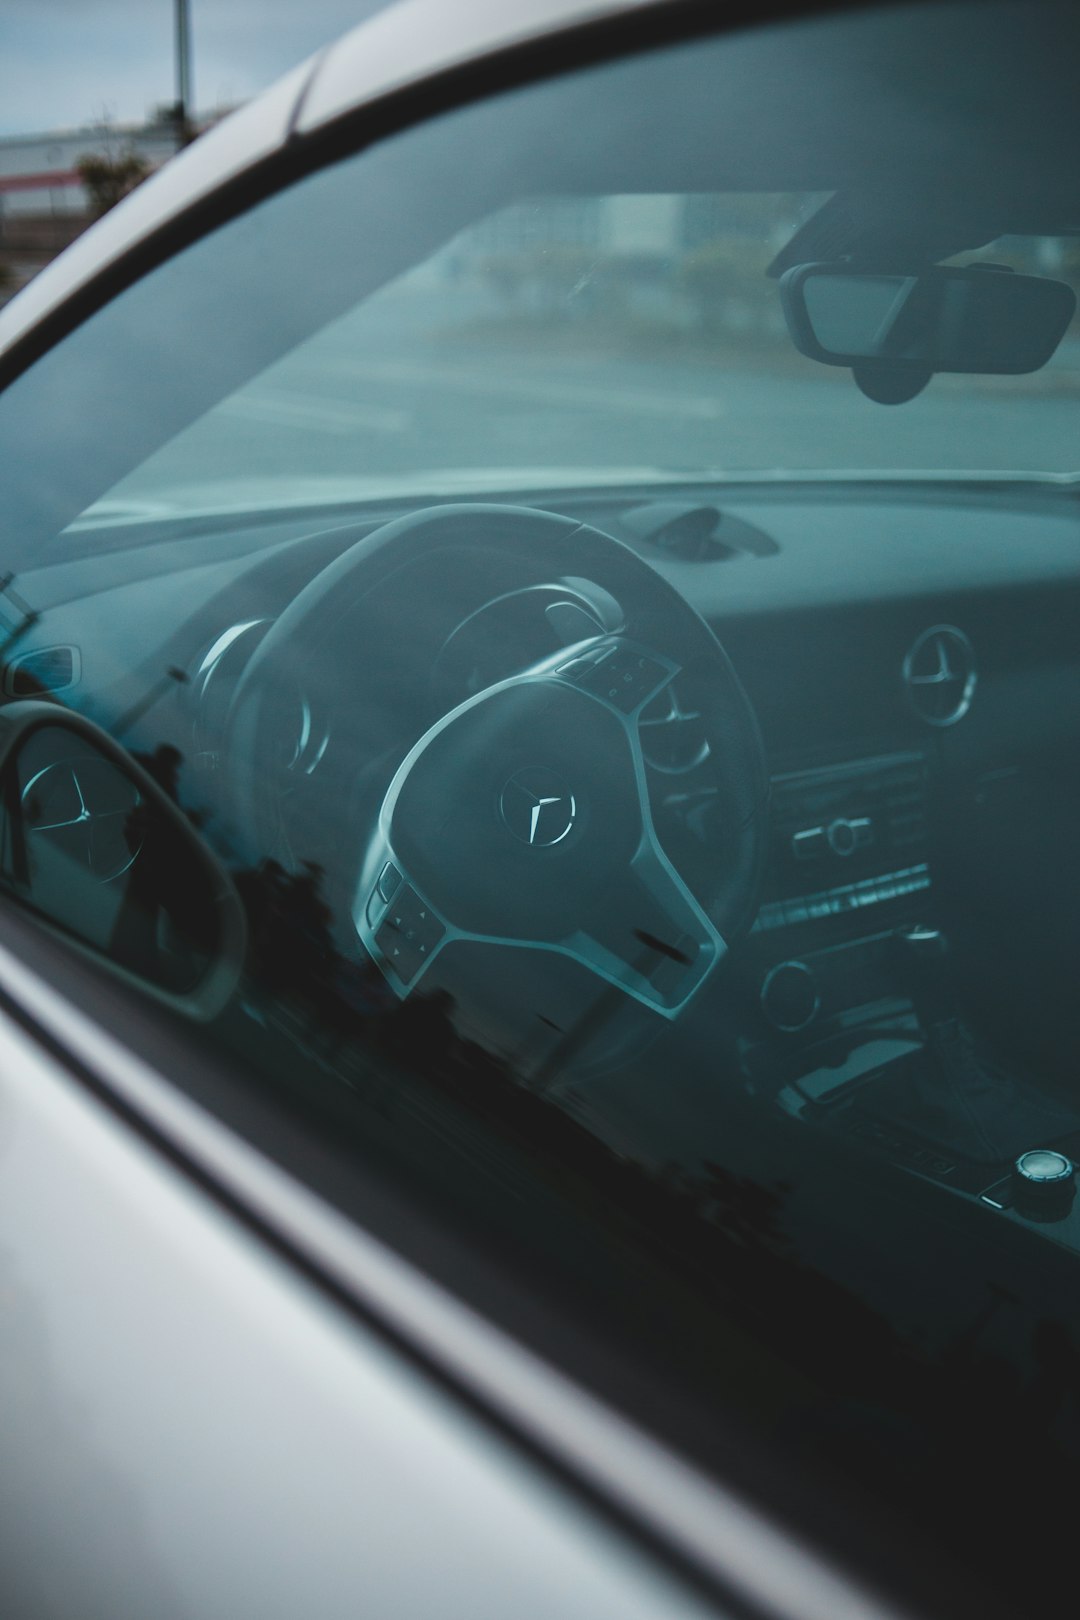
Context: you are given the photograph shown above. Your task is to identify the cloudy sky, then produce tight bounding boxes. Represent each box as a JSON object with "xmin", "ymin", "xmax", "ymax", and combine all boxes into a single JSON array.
[{"xmin": 0, "ymin": 0, "xmax": 391, "ymax": 136}]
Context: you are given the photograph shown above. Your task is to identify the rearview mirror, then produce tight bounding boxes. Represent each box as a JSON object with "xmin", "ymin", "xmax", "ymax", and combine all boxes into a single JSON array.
[
  {"xmin": 0, "ymin": 702, "xmax": 245, "ymax": 1017},
  {"xmin": 781, "ymin": 262, "xmax": 1075, "ymax": 376}
]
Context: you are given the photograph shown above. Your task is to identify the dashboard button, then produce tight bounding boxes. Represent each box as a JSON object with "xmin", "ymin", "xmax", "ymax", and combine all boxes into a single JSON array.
[
  {"xmin": 755, "ymin": 903, "xmax": 785, "ymax": 931},
  {"xmin": 826, "ymin": 817, "xmax": 859, "ymax": 856},
  {"xmin": 1013, "ymin": 1149, "xmax": 1076, "ymax": 1220},
  {"xmin": 761, "ymin": 960, "xmax": 820, "ymax": 1032},
  {"xmin": 791, "ymin": 827, "xmax": 826, "ymax": 860}
]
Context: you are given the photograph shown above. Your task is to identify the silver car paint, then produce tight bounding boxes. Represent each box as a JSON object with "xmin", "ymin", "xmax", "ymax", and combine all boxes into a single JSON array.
[
  {"xmin": 0, "ymin": 936, "xmax": 910, "ymax": 1620},
  {"xmin": 0, "ymin": 994, "xmax": 723, "ymax": 1620},
  {"xmin": 296, "ymin": 0, "xmax": 656, "ymax": 135}
]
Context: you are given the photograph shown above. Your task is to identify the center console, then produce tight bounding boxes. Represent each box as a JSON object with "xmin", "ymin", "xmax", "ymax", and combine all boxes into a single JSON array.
[
  {"xmin": 745, "ymin": 750, "xmax": 931, "ymax": 1038},
  {"xmin": 737, "ymin": 748, "xmax": 1080, "ymax": 1236}
]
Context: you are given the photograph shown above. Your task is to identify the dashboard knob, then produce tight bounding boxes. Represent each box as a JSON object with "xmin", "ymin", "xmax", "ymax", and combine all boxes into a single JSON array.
[
  {"xmin": 1013, "ymin": 1149, "xmax": 1076, "ymax": 1220},
  {"xmin": 761, "ymin": 959, "xmax": 819, "ymax": 1032},
  {"xmin": 895, "ymin": 924, "xmax": 955, "ymax": 1029}
]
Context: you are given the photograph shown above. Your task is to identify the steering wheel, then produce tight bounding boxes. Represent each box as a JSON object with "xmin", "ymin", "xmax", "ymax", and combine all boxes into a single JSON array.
[{"xmin": 228, "ymin": 505, "xmax": 767, "ymax": 1020}]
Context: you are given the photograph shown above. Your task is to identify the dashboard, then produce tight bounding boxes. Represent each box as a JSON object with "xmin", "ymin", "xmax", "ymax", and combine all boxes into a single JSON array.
[{"xmin": 10, "ymin": 477, "xmax": 1080, "ymax": 1240}]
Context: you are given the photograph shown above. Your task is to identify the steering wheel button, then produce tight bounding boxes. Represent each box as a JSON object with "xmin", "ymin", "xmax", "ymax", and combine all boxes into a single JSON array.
[
  {"xmin": 595, "ymin": 654, "xmax": 668, "ymax": 712},
  {"xmin": 376, "ymin": 938, "xmax": 422, "ymax": 983},
  {"xmin": 377, "ymin": 862, "xmax": 402, "ymax": 902},
  {"xmin": 391, "ymin": 886, "xmax": 424, "ymax": 925},
  {"xmin": 374, "ymin": 916, "xmax": 435, "ymax": 984},
  {"xmin": 557, "ymin": 653, "xmax": 601, "ymax": 681},
  {"xmin": 375, "ymin": 920, "xmax": 404, "ymax": 957},
  {"xmin": 382, "ymin": 886, "xmax": 445, "ymax": 951}
]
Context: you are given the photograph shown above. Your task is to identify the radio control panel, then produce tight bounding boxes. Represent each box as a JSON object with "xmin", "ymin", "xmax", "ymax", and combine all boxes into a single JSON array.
[
  {"xmin": 768, "ymin": 751, "xmax": 928, "ymax": 898},
  {"xmin": 747, "ymin": 752, "xmax": 934, "ymax": 1031}
]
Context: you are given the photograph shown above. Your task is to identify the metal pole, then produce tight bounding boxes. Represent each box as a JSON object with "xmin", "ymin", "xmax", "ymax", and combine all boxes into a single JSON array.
[{"xmin": 175, "ymin": 0, "xmax": 193, "ymax": 146}]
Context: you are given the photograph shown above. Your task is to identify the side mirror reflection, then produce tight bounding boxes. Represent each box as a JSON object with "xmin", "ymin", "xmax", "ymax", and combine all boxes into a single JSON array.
[{"xmin": 0, "ymin": 704, "xmax": 245, "ymax": 1016}]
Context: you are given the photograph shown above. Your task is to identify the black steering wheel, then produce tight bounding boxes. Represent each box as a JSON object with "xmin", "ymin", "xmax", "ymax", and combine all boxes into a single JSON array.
[{"xmin": 228, "ymin": 505, "xmax": 767, "ymax": 1020}]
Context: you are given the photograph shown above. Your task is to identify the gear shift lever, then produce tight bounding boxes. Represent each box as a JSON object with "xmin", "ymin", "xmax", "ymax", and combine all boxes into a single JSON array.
[{"xmin": 880, "ymin": 923, "xmax": 1080, "ymax": 1164}]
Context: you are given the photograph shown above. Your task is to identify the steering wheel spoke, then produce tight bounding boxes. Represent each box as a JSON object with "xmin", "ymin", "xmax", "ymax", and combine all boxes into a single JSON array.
[
  {"xmin": 357, "ymin": 832, "xmax": 722, "ymax": 1016},
  {"xmin": 569, "ymin": 836, "xmax": 725, "ymax": 1013}
]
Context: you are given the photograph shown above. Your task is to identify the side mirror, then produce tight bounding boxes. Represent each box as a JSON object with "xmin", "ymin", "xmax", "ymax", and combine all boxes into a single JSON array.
[
  {"xmin": 781, "ymin": 262, "xmax": 1075, "ymax": 385},
  {"xmin": 0, "ymin": 701, "xmax": 245, "ymax": 1017}
]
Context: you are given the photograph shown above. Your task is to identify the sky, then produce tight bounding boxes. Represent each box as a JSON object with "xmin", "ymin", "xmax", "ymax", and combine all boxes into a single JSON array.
[{"xmin": 0, "ymin": 0, "xmax": 392, "ymax": 136}]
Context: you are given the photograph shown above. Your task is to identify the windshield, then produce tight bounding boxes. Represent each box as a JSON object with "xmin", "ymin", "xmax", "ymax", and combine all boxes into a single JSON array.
[
  {"xmin": 4, "ymin": 0, "xmax": 1076, "ymax": 550},
  {"xmin": 90, "ymin": 200, "xmax": 1080, "ymax": 520}
]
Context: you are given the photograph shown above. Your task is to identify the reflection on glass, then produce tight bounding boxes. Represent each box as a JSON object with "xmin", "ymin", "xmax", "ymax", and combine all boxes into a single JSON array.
[{"xmin": 0, "ymin": 726, "xmax": 220, "ymax": 993}]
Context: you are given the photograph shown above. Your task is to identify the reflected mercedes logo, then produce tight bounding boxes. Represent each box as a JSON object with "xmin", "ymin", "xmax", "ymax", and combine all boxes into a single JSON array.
[
  {"xmin": 902, "ymin": 624, "xmax": 977, "ymax": 727},
  {"xmin": 499, "ymin": 767, "xmax": 577, "ymax": 847},
  {"xmin": 22, "ymin": 756, "xmax": 143, "ymax": 882}
]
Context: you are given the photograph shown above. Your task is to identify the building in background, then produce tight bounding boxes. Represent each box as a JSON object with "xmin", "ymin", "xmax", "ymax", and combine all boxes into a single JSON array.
[{"xmin": 0, "ymin": 112, "xmax": 229, "ymax": 302}]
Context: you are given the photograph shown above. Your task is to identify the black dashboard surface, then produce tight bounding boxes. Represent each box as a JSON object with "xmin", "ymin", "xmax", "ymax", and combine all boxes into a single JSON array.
[{"xmin": 15, "ymin": 480, "xmax": 1080, "ymax": 774}]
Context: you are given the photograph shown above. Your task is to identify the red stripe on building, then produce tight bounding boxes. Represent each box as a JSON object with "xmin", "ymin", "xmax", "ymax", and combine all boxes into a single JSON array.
[{"xmin": 0, "ymin": 170, "xmax": 82, "ymax": 194}]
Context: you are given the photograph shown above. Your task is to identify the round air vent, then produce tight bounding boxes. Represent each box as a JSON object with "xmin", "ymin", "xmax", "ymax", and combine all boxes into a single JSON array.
[
  {"xmin": 639, "ymin": 682, "xmax": 710, "ymax": 773},
  {"xmin": 902, "ymin": 624, "xmax": 976, "ymax": 727}
]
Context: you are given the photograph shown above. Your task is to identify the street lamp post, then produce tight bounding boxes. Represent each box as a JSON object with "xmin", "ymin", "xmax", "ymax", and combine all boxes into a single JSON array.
[{"xmin": 174, "ymin": 0, "xmax": 194, "ymax": 148}]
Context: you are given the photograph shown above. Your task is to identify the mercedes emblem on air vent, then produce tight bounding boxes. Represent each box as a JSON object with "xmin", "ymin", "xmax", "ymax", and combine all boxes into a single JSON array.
[{"xmin": 902, "ymin": 625, "xmax": 977, "ymax": 727}]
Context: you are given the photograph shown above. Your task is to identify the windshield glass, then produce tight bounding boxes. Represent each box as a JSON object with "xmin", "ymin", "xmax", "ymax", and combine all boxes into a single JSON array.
[{"xmin": 90, "ymin": 201, "xmax": 1080, "ymax": 519}]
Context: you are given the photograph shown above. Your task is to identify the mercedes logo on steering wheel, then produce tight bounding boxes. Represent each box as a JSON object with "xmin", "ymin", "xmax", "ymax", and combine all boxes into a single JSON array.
[{"xmin": 499, "ymin": 767, "xmax": 577, "ymax": 847}]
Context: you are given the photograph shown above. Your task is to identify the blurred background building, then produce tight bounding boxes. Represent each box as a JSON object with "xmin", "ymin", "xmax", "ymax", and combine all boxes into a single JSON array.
[{"xmin": 0, "ymin": 111, "xmax": 230, "ymax": 301}]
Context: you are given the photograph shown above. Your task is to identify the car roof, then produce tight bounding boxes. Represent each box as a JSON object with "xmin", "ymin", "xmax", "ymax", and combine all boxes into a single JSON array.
[
  {"xmin": 0, "ymin": 0, "xmax": 656, "ymax": 359},
  {"xmin": 295, "ymin": 0, "xmax": 656, "ymax": 136}
]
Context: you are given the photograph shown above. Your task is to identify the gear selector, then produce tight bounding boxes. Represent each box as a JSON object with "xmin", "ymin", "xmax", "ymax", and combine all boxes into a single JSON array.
[{"xmin": 870, "ymin": 925, "xmax": 1080, "ymax": 1165}]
